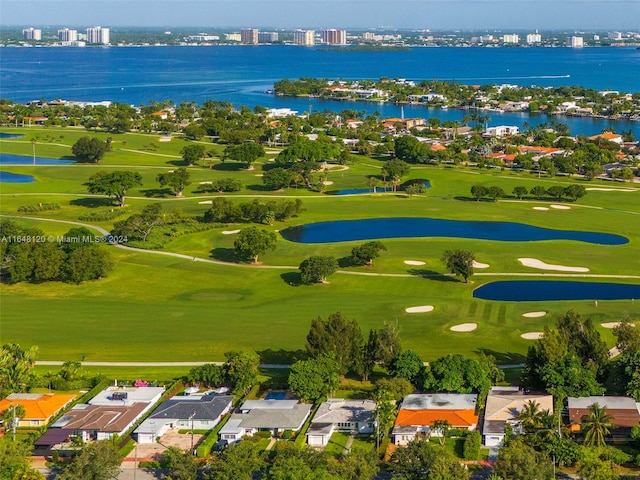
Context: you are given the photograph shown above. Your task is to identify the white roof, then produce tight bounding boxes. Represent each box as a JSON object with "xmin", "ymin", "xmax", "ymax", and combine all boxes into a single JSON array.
[
  {"xmin": 400, "ymin": 394, "xmax": 478, "ymax": 411},
  {"xmin": 568, "ymin": 396, "xmax": 638, "ymax": 411},
  {"xmin": 240, "ymin": 400, "xmax": 299, "ymax": 411},
  {"xmin": 89, "ymin": 386, "xmax": 165, "ymax": 406}
]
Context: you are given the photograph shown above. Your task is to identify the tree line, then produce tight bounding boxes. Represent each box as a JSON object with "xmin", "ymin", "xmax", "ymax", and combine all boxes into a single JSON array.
[{"xmin": 471, "ymin": 183, "xmax": 587, "ymax": 202}]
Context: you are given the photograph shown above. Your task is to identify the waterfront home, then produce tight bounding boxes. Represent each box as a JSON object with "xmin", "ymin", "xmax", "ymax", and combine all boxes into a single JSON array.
[
  {"xmin": 219, "ymin": 399, "xmax": 311, "ymax": 443},
  {"xmin": 483, "ymin": 125, "xmax": 519, "ymax": 137},
  {"xmin": 0, "ymin": 393, "xmax": 76, "ymax": 427},
  {"xmin": 134, "ymin": 394, "xmax": 234, "ymax": 444},
  {"xmin": 588, "ymin": 132, "xmax": 624, "ymax": 144},
  {"xmin": 482, "ymin": 387, "xmax": 553, "ymax": 447},
  {"xmin": 306, "ymin": 399, "xmax": 375, "ymax": 447},
  {"xmin": 392, "ymin": 393, "xmax": 478, "ymax": 446}
]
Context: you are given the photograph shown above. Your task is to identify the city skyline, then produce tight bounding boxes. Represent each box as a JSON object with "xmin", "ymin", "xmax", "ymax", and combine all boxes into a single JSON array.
[{"xmin": 2, "ymin": 0, "xmax": 639, "ymax": 30}]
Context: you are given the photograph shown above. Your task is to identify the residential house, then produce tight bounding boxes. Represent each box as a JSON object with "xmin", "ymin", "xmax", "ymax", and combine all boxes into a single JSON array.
[
  {"xmin": 306, "ymin": 399, "xmax": 375, "ymax": 447},
  {"xmin": 392, "ymin": 393, "xmax": 478, "ymax": 446},
  {"xmin": 219, "ymin": 399, "xmax": 311, "ymax": 443},
  {"xmin": 588, "ymin": 132, "xmax": 624, "ymax": 144},
  {"xmin": 0, "ymin": 393, "xmax": 76, "ymax": 427},
  {"xmin": 482, "ymin": 387, "xmax": 553, "ymax": 447},
  {"xmin": 568, "ymin": 396, "xmax": 640, "ymax": 441},
  {"xmin": 483, "ymin": 125, "xmax": 519, "ymax": 137},
  {"xmin": 40, "ymin": 386, "xmax": 165, "ymax": 444},
  {"xmin": 134, "ymin": 394, "xmax": 234, "ymax": 444}
]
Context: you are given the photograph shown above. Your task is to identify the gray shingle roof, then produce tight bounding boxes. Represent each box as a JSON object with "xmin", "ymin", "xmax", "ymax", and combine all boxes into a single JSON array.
[{"xmin": 149, "ymin": 395, "xmax": 234, "ymax": 421}]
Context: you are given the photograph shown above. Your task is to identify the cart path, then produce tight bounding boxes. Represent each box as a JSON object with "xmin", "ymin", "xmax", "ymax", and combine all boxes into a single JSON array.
[{"xmin": 3, "ymin": 214, "xmax": 640, "ymax": 279}]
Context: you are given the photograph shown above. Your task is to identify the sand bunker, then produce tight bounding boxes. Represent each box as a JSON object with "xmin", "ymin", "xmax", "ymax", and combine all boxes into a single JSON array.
[
  {"xmin": 586, "ymin": 187, "xmax": 636, "ymax": 192},
  {"xmin": 405, "ymin": 305, "xmax": 435, "ymax": 313},
  {"xmin": 533, "ymin": 207, "xmax": 549, "ymax": 211},
  {"xmin": 322, "ymin": 180, "xmax": 334, "ymax": 185},
  {"xmin": 521, "ymin": 332, "xmax": 544, "ymax": 340},
  {"xmin": 158, "ymin": 136, "xmax": 172, "ymax": 142},
  {"xmin": 601, "ymin": 322, "xmax": 622, "ymax": 329},
  {"xmin": 450, "ymin": 323, "xmax": 478, "ymax": 332},
  {"xmin": 473, "ymin": 261, "xmax": 489, "ymax": 269},
  {"xmin": 198, "ymin": 200, "xmax": 213, "ymax": 205},
  {"xmin": 222, "ymin": 230, "xmax": 241, "ymax": 235},
  {"xmin": 609, "ymin": 347, "xmax": 621, "ymax": 359},
  {"xmin": 254, "ymin": 174, "xmax": 264, "ymax": 177},
  {"xmin": 518, "ymin": 258, "xmax": 589, "ymax": 272},
  {"xmin": 550, "ymin": 204, "xmax": 571, "ymax": 210},
  {"xmin": 199, "ymin": 181, "xmax": 212, "ymax": 184},
  {"xmin": 404, "ymin": 260, "xmax": 426, "ymax": 266},
  {"xmin": 523, "ymin": 311, "xmax": 547, "ymax": 318}
]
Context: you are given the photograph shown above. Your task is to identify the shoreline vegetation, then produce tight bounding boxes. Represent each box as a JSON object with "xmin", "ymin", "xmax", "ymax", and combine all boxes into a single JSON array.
[{"xmin": 273, "ymin": 78, "xmax": 640, "ymax": 123}]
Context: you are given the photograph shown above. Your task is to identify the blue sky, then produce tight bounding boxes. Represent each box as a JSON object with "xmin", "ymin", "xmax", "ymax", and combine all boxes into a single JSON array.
[{"xmin": 2, "ymin": 0, "xmax": 638, "ymax": 30}]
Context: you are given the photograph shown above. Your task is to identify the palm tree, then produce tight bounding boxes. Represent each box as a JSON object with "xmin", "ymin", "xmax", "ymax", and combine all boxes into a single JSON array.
[
  {"xmin": 2, "ymin": 404, "xmax": 26, "ymax": 441},
  {"xmin": 517, "ymin": 400, "xmax": 543, "ymax": 433},
  {"xmin": 581, "ymin": 403, "xmax": 614, "ymax": 448},
  {"xmin": 432, "ymin": 419, "xmax": 452, "ymax": 445}
]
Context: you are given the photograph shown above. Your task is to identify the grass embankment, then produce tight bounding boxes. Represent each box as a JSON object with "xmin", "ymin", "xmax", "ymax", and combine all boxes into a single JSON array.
[{"xmin": 1, "ymin": 126, "xmax": 639, "ymax": 367}]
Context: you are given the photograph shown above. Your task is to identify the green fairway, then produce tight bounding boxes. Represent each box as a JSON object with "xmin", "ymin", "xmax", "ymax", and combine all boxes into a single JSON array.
[{"xmin": 2, "ymin": 126, "xmax": 639, "ymax": 365}]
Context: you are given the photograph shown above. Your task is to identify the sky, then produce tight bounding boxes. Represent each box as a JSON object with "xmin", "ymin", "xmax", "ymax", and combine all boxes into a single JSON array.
[{"xmin": 1, "ymin": 0, "xmax": 639, "ymax": 30}]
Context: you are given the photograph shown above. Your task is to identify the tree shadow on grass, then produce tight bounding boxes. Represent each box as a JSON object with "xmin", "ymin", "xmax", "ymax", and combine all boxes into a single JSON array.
[
  {"xmin": 257, "ymin": 348, "xmax": 307, "ymax": 365},
  {"xmin": 210, "ymin": 247, "xmax": 240, "ymax": 263},
  {"xmin": 473, "ymin": 347, "xmax": 527, "ymax": 366},
  {"xmin": 407, "ymin": 269, "xmax": 460, "ymax": 283},
  {"xmin": 213, "ymin": 162, "xmax": 245, "ymax": 172},
  {"xmin": 167, "ymin": 159, "xmax": 191, "ymax": 167},
  {"xmin": 140, "ymin": 188, "xmax": 173, "ymax": 198},
  {"xmin": 280, "ymin": 271, "xmax": 302, "ymax": 287},
  {"xmin": 246, "ymin": 184, "xmax": 272, "ymax": 192},
  {"xmin": 69, "ymin": 197, "xmax": 115, "ymax": 208}
]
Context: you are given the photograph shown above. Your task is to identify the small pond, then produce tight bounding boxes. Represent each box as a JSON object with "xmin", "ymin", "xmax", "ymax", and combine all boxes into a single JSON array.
[
  {"xmin": 0, "ymin": 171, "xmax": 36, "ymax": 183},
  {"xmin": 473, "ymin": 281, "xmax": 640, "ymax": 302},
  {"xmin": 329, "ymin": 179, "xmax": 431, "ymax": 196},
  {"xmin": 0, "ymin": 153, "xmax": 75, "ymax": 165},
  {"xmin": 279, "ymin": 217, "xmax": 628, "ymax": 245},
  {"xmin": 0, "ymin": 132, "xmax": 26, "ymax": 139}
]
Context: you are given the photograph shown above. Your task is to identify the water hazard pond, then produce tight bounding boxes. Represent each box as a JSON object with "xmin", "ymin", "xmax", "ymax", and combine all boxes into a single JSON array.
[
  {"xmin": 280, "ymin": 218, "xmax": 628, "ymax": 245},
  {"xmin": 0, "ymin": 153, "xmax": 75, "ymax": 165},
  {"xmin": 0, "ymin": 171, "xmax": 35, "ymax": 183},
  {"xmin": 474, "ymin": 281, "xmax": 640, "ymax": 301}
]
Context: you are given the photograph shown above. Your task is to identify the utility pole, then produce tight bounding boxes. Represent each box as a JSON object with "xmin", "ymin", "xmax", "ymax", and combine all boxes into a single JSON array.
[{"xmin": 190, "ymin": 412, "xmax": 196, "ymax": 454}]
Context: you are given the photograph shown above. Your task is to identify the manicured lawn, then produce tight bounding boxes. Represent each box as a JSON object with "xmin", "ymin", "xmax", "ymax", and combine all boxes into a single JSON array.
[
  {"xmin": 2, "ymin": 126, "xmax": 639, "ymax": 367},
  {"xmin": 324, "ymin": 432, "xmax": 351, "ymax": 457}
]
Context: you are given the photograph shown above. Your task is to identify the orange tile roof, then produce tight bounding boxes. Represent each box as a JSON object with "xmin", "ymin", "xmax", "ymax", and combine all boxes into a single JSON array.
[
  {"xmin": 588, "ymin": 132, "xmax": 622, "ymax": 141},
  {"xmin": 0, "ymin": 394, "xmax": 76, "ymax": 421},
  {"xmin": 395, "ymin": 409, "xmax": 478, "ymax": 428},
  {"xmin": 431, "ymin": 144, "xmax": 447, "ymax": 151}
]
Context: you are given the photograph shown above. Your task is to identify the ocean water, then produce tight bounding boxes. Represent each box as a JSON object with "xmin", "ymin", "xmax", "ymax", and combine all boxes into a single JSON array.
[{"xmin": 1, "ymin": 45, "xmax": 639, "ymax": 136}]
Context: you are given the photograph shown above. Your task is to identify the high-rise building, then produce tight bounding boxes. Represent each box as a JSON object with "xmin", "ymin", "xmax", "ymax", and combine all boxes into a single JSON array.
[
  {"xmin": 322, "ymin": 29, "xmax": 347, "ymax": 45},
  {"xmin": 58, "ymin": 28, "xmax": 78, "ymax": 43},
  {"xmin": 526, "ymin": 33, "xmax": 541, "ymax": 44},
  {"xmin": 608, "ymin": 31, "xmax": 622, "ymax": 40},
  {"xmin": 293, "ymin": 30, "xmax": 315, "ymax": 46},
  {"xmin": 240, "ymin": 28, "xmax": 258, "ymax": 45},
  {"xmin": 566, "ymin": 36, "xmax": 584, "ymax": 48},
  {"xmin": 22, "ymin": 28, "xmax": 42, "ymax": 40},
  {"xmin": 258, "ymin": 32, "xmax": 278, "ymax": 43},
  {"xmin": 86, "ymin": 26, "xmax": 110, "ymax": 44},
  {"xmin": 502, "ymin": 34, "xmax": 519, "ymax": 44}
]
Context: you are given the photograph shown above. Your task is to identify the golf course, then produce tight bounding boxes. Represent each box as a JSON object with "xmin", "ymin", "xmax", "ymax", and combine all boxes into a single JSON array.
[{"xmin": 1, "ymin": 126, "xmax": 639, "ymax": 366}]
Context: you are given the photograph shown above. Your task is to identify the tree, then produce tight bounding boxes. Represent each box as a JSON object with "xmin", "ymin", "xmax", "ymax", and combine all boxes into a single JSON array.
[
  {"xmin": 86, "ymin": 170, "xmax": 143, "ymax": 207},
  {"xmin": 233, "ymin": 227, "xmax": 277, "ymax": 263},
  {"xmin": 512, "ymin": 186, "xmax": 528, "ymax": 200},
  {"xmin": 547, "ymin": 185, "xmax": 566, "ymax": 201},
  {"xmin": 161, "ymin": 446, "xmax": 199, "ymax": 480},
  {"xmin": 288, "ymin": 354, "xmax": 340, "ymax": 403},
  {"xmin": 441, "ymin": 249, "xmax": 474, "ymax": 283},
  {"xmin": 390, "ymin": 440, "xmax": 470, "ymax": 480},
  {"xmin": 388, "ymin": 350, "xmax": 424, "ymax": 388},
  {"xmin": 463, "ymin": 431, "xmax": 481, "ymax": 460},
  {"xmin": 63, "ymin": 246, "xmax": 113, "ymax": 283},
  {"xmin": 329, "ymin": 450, "xmax": 379, "ymax": 480},
  {"xmin": 487, "ymin": 186, "xmax": 505, "ymax": 201},
  {"xmin": 493, "ymin": 439, "xmax": 554, "ymax": 480},
  {"xmin": 71, "ymin": 136, "xmax": 109, "ymax": 163},
  {"xmin": 530, "ymin": 185, "xmax": 547, "ymax": 200},
  {"xmin": 350, "ymin": 241, "xmax": 387, "ymax": 267},
  {"xmin": 565, "ymin": 184, "xmax": 587, "ymax": 202},
  {"xmin": 204, "ymin": 440, "xmax": 263, "ymax": 480},
  {"xmin": 471, "ymin": 184, "xmax": 487, "ymax": 201},
  {"xmin": 306, "ymin": 312, "xmax": 363, "ymax": 376},
  {"xmin": 0, "ymin": 343, "xmax": 38, "ymax": 396},
  {"xmin": 112, "ymin": 203, "xmax": 163, "ymax": 242},
  {"xmin": 263, "ymin": 168, "xmax": 294, "ymax": 190},
  {"xmin": 188, "ymin": 363, "xmax": 225, "ymax": 388},
  {"xmin": 577, "ymin": 458, "xmax": 618, "ymax": 480},
  {"xmin": 0, "ymin": 437, "xmax": 45, "ymax": 480},
  {"xmin": 183, "ymin": 122, "xmax": 206, "ymax": 140},
  {"xmin": 157, "ymin": 167, "xmax": 191, "ymax": 197},
  {"xmin": 375, "ymin": 377, "xmax": 413, "ymax": 402},
  {"xmin": 57, "ymin": 440, "xmax": 122, "ymax": 480},
  {"xmin": 613, "ymin": 318, "xmax": 640, "ymax": 355},
  {"xmin": 203, "ymin": 197, "xmax": 242, "ymax": 223},
  {"xmin": 516, "ymin": 400, "xmax": 544, "ymax": 433},
  {"xmin": 224, "ymin": 351, "xmax": 260, "ymax": 395},
  {"xmin": 224, "ymin": 142, "xmax": 265, "ymax": 169},
  {"xmin": 299, "ymin": 256, "xmax": 338, "ymax": 284},
  {"xmin": 431, "ymin": 419, "xmax": 452, "ymax": 446},
  {"xmin": 381, "ymin": 159, "xmax": 410, "ymax": 191},
  {"xmin": 181, "ymin": 144, "xmax": 206, "ymax": 166},
  {"xmin": 581, "ymin": 403, "xmax": 614, "ymax": 448}
]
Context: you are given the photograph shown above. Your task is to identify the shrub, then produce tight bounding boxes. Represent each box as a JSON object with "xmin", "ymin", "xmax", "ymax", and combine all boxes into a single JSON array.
[
  {"xmin": 78, "ymin": 209, "xmax": 127, "ymax": 222},
  {"xmin": 463, "ymin": 431, "xmax": 481, "ymax": 460},
  {"xmin": 17, "ymin": 203, "xmax": 60, "ymax": 213}
]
